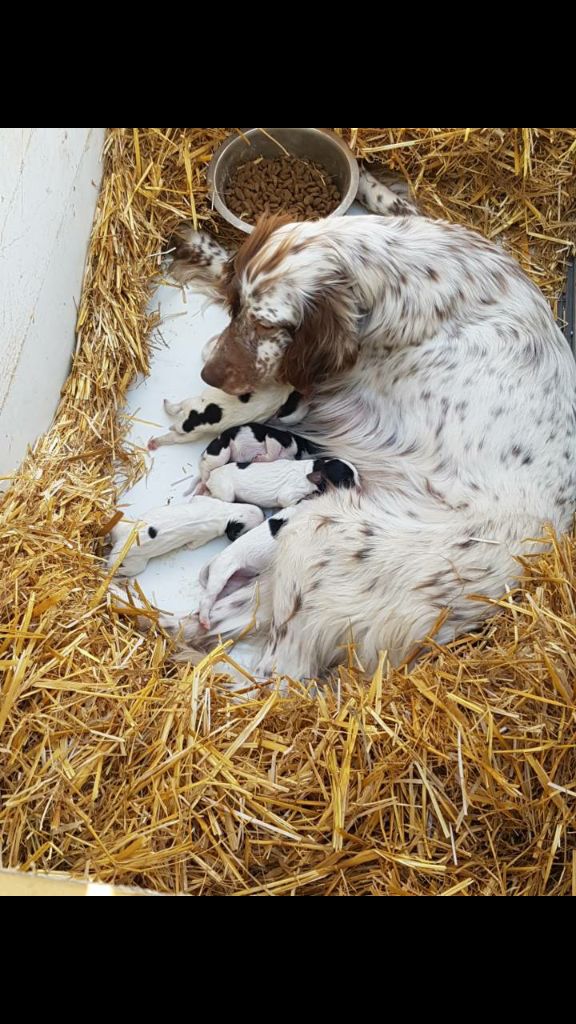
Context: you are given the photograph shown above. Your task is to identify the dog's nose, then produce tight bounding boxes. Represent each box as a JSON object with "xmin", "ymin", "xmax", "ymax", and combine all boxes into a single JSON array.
[{"xmin": 200, "ymin": 362, "xmax": 223, "ymax": 388}]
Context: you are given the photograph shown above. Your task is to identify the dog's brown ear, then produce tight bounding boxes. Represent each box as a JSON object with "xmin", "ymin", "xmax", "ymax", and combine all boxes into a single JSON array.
[
  {"xmin": 279, "ymin": 288, "xmax": 359, "ymax": 394},
  {"xmin": 306, "ymin": 469, "xmax": 324, "ymax": 485}
]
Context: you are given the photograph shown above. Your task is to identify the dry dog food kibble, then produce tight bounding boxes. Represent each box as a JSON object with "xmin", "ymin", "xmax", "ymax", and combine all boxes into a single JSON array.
[{"xmin": 226, "ymin": 156, "xmax": 341, "ymax": 223}]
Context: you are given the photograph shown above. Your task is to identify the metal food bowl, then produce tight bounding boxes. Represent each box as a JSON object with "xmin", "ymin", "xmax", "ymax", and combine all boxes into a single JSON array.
[{"xmin": 206, "ymin": 128, "xmax": 359, "ymax": 234}]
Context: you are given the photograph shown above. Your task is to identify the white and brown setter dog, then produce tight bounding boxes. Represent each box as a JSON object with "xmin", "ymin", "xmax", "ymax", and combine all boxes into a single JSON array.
[{"xmin": 161, "ymin": 173, "xmax": 576, "ymax": 680}]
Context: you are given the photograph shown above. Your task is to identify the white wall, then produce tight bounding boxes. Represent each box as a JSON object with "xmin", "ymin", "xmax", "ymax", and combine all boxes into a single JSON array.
[{"xmin": 0, "ymin": 128, "xmax": 105, "ymax": 483}]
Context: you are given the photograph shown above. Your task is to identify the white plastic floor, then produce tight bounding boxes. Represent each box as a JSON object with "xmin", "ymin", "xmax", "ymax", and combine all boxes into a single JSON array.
[{"xmin": 119, "ymin": 285, "xmax": 231, "ymax": 620}]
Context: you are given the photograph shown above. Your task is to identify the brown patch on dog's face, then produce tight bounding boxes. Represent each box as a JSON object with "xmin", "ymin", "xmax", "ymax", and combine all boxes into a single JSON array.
[
  {"xmin": 199, "ymin": 217, "xmax": 296, "ymax": 395},
  {"xmin": 200, "ymin": 213, "xmax": 359, "ymax": 395},
  {"xmin": 201, "ymin": 315, "xmax": 291, "ymax": 394}
]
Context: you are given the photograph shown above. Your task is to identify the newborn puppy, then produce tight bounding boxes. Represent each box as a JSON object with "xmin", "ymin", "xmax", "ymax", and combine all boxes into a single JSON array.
[
  {"xmin": 147, "ymin": 385, "xmax": 292, "ymax": 449},
  {"xmin": 190, "ymin": 422, "xmax": 321, "ymax": 492},
  {"xmin": 107, "ymin": 496, "xmax": 264, "ymax": 576},
  {"xmin": 203, "ymin": 457, "xmax": 360, "ymax": 507},
  {"xmin": 272, "ymin": 390, "xmax": 310, "ymax": 426},
  {"xmin": 198, "ymin": 507, "xmax": 299, "ymax": 628}
]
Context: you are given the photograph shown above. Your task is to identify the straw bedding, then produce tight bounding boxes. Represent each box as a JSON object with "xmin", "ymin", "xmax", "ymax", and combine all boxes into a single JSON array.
[{"xmin": 1, "ymin": 128, "xmax": 575, "ymax": 896}]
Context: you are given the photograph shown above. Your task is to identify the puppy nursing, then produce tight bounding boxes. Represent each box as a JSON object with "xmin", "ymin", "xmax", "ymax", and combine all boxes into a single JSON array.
[
  {"xmin": 108, "ymin": 496, "xmax": 264, "ymax": 576},
  {"xmin": 202, "ymin": 457, "xmax": 359, "ymax": 507}
]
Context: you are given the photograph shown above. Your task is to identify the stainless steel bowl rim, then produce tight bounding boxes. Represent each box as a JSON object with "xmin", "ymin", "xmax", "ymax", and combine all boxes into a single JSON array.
[{"xmin": 206, "ymin": 128, "xmax": 359, "ymax": 233}]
